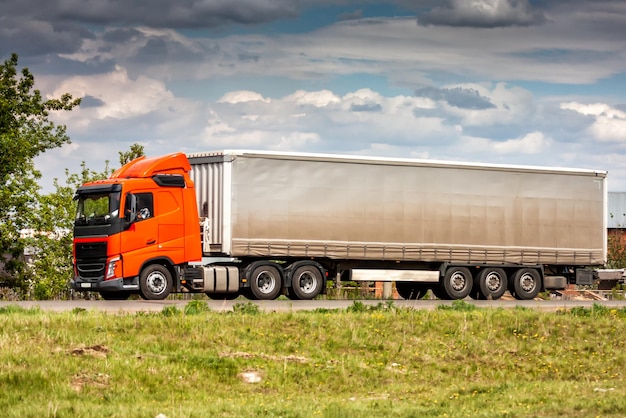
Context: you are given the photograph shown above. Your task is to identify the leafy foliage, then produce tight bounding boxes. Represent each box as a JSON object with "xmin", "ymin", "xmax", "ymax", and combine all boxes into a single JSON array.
[
  {"xmin": 0, "ymin": 53, "xmax": 149, "ymax": 299},
  {"xmin": 26, "ymin": 149, "xmax": 143, "ymax": 300},
  {"xmin": 0, "ymin": 53, "xmax": 80, "ymax": 293},
  {"xmin": 118, "ymin": 143, "xmax": 145, "ymax": 166},
  {"xmin": 607, "ymin": 230, "xmax": 626, "ymax": 268},
  {"xmin": 232, "ymin": 302, "xmax": 261, "ymax": 315},
  {"xmin": 25, "ymin": 163, "xmax": 113, "ymax": 299},
  {"xmin": 184, "ymin": 300, "xmax": 211, "ymax": 315}
]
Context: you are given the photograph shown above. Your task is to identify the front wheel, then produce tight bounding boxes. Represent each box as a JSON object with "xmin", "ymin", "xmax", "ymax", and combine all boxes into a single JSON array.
[
  {"xmin": 139, "ymin": 264, "xmax": 173, "ymax": 300},
  {"xmin": 249, "ymin": 264, "xmax": 283, "ymax": 300}
]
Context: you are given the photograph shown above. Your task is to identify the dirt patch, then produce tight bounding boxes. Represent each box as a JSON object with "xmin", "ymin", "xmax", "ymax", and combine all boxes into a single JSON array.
[
  {"xmin": 220, "ymin": 351, "xmax": 308, "ymax": 363},
  {"xmin": 70, "ymin": 372, "xmax": 110, "ymax": 393},
  {"xmin": 69, "ymin": 344, "xmax": 109, "ymax": 358}
]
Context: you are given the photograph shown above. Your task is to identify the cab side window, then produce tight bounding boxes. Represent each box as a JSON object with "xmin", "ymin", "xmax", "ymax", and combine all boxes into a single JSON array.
[{"xmin": 136, "ymin": 193, "xmax": 154, "ymax": 221}]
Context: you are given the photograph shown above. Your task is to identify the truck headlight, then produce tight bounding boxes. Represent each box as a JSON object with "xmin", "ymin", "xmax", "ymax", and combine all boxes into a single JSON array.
[{"xmin": 105, "ymin": 257, "xmax": 121, "ymax": 280}]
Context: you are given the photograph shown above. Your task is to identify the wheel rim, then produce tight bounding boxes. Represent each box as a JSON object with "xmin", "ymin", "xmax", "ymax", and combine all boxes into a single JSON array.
[
  {"xmin": 450, "ymin": 271, "xmax": 467, "ymax": 291},
  {"xmin": 485, "ymin": 272, "xmax": 503, "ymax": 292},
  {"xmin": 255, "ymin": 271, "xmax": 276, "ymax": 294},
  {"xmin": 519, "ymin": 272, "xmax": 536, "ymax": 293},
  {"xmin": 146, "ymin": 271, "xmax": 167, "ymax": 295},
  {"xmin": 296, "ymin": 272, "xmax": 317, "ymax": 294}
]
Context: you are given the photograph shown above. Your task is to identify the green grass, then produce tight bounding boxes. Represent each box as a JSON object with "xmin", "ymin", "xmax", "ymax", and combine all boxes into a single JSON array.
[{"xmin": 1, "ymin": 303, "xmax": 626, "ymax": 417}]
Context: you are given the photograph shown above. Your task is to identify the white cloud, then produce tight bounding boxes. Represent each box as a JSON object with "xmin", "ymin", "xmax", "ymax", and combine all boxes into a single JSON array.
[
  {"xmin": 199, "ymin": 129, "xmax": 319, "ymax": 150},
  {"xmin": 461, "ymin": 131, "xmax": 549, "ymax": 155},
  {"xmin": 218, "ymin": 90, "xmax": 271, "ymax": 104},
  {"xmin": 440, "ymin": 82, "xmax": 534, "ymax": 126},
  {"xmin": 418, "ymin": 0, "xmax": 547, "ymax": 27},
  {"xmin": 494, "ymin": 131, "xmax": 549, "ymax": 154},
  {"xmin": 285, "ymin": 90, "xmax": 340, "ymax": 108},
  {"xmin": 50, "ymin": 65, "xmax": 175, "ymax": 127},
  {"xmin": 561, "ymin": 102, "xmax": 626, "ymax": 142}
]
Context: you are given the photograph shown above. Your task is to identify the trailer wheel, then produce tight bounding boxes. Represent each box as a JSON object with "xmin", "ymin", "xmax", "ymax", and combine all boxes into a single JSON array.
[
  {"xmin": 139, "ymin": 264, "xmax": 173, "ymax": 300},
  {"xmin": 396, "ymin": 282, "xmax": 428, "ymax": 300},
  {"xmin": 250, "ymin": 264, "xmax": 283, "ymax": 300},
  {"xmin": 290, "ymin": 265, "xmax": 324, "ymax": 300},
  {"xmin": 100, "ymin": 291, "xmax": 131, "ymax": 301},
  {"xmin": 442, "ymin": 267, "xmax": 473, "ymax": 300},
  {"xmin": 476, "ymin": 268, "xmax": 507, "ymax": 300},
  {"xmin": 511, "ymin": 268, "xmax": 541, "ymax": 300}
]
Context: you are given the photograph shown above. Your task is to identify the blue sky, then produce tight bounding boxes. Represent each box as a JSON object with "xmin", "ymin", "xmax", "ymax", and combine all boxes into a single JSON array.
[{"xmin": 2, "ymin": 0, "xmax": 626, "ymax": 191}]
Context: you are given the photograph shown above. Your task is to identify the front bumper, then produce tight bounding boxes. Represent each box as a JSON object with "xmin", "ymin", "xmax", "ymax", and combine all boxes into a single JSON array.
[{"xmin": 71, "ymin": 277, "xmax": 140, "ymax": 292}]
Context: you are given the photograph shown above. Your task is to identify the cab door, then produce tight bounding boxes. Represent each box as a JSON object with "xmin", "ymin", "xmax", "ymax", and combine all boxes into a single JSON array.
[{"xmin": 120, "ymin": 191, "xmax": 157, "ymax": 278}]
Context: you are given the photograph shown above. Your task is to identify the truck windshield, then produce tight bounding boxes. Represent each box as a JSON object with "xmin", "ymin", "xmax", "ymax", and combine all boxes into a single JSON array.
[{"xmin": 75, "ymin": 191, "xmax": 121, "ymax": 225}]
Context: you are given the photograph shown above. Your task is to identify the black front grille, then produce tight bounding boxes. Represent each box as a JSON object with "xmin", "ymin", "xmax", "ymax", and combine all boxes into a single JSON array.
[
  {"xmin": 75, "ymin": 242, "xmax": 107, "ymax": 281},
  {"xmin": 76, "ymin": 242, "xmax": 107, "ymax": 259}
]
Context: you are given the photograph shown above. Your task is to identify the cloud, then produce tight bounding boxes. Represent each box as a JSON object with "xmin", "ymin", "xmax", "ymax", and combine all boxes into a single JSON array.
[
  {"xmin": 48, "ymin": 65, "xmax": 176, "ymax": 127},
  {"xmin": 338, "ymin": 9, "xmax": 363, "ymax": 21},
  {"xmin": 218, "ymin": 91, "xmax": 271, "ymax": 104},
  {"xmin": 0, "ymin": 0, "xmax": 296, "ymax": 58},
  {"xmin": 0, "ymin": 18, "xmax": 87, "ymax": 56},
  {"xmin": 417, "ymin": 0, "xmax": 548, "ymax": 28},
  {"xmin": 415, "ymin": 86, "xmax": 495, "ymax": 110},
  {"xmin": 5, "ymin": 0, "xmax": 299, "ymax": 28},
  {"xmin": 202, "ymin": 88, "xmax": 458, "ymax": 154},
  {"xmin": 462, "ymin": 131, "xmax": 549, "ymax": 155},
  {"xmin": 414, "ymin": 83, "xmax": 534, "ymax": 128},
  {"xmin": 285, "ymin": 90, "xmax": 341, "ymax": 108},
  {"xmin": 80, "ymin": 95, "xmax": 105, "ymax": 108},
  {"xmin": 561, "ymin": 102, "xmax": 626, "ymax": 142}
]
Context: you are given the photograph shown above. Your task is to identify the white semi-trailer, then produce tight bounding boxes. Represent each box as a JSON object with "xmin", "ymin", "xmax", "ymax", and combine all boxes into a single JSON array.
[
  {"xmin": 72, "ymin": 150, "xmax": 607, "ymax": 301},
  {"xmin": 188, "ymin": 150, "xmax": 607, "ymax": 301}
]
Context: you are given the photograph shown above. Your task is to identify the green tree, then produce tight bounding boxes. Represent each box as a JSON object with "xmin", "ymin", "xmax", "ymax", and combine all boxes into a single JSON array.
[
  {"xmin": 26, "ymin": 144, "xmax": 145, "ymax": 299},
  {"xmin": 119, "ymin": 143, "xmax": 145, "ymax": 165},
  {"xmin": 26, "ymin": 162, "xmax": 112, "ymax": 299},
  {"xmin": 0, "ymin": 53, "xmax": 80, "ymax": 293}
]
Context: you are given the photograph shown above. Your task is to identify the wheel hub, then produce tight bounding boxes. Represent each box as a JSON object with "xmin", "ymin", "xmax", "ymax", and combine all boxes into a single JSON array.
[
  {"xmin": 257, "ymin": 272, "xmax": 276, "ymax": 293},
  {"xmin": 147, "ymin": 272, "xmax": 166, "ymax": 294},
  {"xmin": 486, "ymin": 273, "xmax": 502, "ymax": 291},
  {"xmin": 451, "ymin": 272, "xmax": 466, "ymax": 291},
  {"xmin": 520, "ymin": 273, "xmax": 536, "ymax": 292},
  {"xmin": 298, "ymin": 273, "xmax": 316, "ymax": 293}
]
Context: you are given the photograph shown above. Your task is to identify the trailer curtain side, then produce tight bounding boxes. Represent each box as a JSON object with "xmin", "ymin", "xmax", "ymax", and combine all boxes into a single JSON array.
[{"xmin": 188, "ymin": 151, "xmax": 607, "ymax": 266}]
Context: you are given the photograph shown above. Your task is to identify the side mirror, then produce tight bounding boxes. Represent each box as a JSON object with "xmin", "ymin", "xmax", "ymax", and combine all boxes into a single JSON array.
[{"xmin": 124, "ymin": 193, "xmax": 138, "ymax": 223}]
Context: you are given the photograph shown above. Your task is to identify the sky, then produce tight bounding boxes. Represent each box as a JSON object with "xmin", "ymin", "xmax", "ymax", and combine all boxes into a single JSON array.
[{"xmin": 2, "ymin": 0, "xmax": 626, "ymax": 192}]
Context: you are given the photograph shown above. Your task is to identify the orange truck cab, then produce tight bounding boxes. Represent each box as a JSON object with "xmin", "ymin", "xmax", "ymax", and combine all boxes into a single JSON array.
[{"xmin": 71, "ymin": 153, "xmax": 202, "ymax": 300}]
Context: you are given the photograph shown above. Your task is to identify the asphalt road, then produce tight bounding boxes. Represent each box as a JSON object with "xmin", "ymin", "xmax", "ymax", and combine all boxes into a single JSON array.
[{"xmin": 2, "ymin": 298, "xmax": 626, "ymax": 313}]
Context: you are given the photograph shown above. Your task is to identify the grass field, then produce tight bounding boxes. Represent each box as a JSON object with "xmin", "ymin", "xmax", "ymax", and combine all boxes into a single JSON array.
[{"xmin": 1, "ymin": 300, "xmax": 626, "ymax": 417}]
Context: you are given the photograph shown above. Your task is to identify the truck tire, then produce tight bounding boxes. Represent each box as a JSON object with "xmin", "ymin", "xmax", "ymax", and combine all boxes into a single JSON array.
[
  {"xmin": 290, "ymin": 265, "xmax": 324, "ymax": 300},
  {"xmin": 139, "ymin": 264, "xmax": 173, "ymax": 300},
  {"xmin": 476, "ymin": 268, "xmax": 507, "ymax": 300},
  {"xmin": 511, "ymin": 268, "xmax": 541, "ymax": 300},
  {"xmin": 442, "ymin": 267, "xmax": 473, "ymax": 300},
  {"xmin": 100, "ymin": 291, "xmax": 131, "ymax": 301},
  {"xmin": 250, "ymin": 264, "xmax": 283, "ymax": 300},
  {"xmin": 396, "ymin": 282, "xmax": 428, "ymax": 300}
]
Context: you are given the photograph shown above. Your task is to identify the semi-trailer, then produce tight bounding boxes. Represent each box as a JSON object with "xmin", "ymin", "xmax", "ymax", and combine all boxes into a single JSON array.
[{"xmin": 71, "ymin": 150, "xmax": 607, "ymax": 301}]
